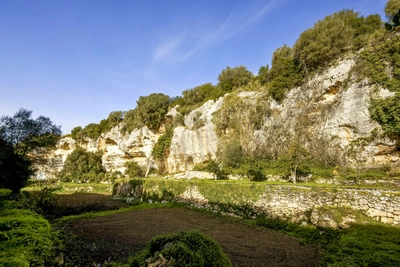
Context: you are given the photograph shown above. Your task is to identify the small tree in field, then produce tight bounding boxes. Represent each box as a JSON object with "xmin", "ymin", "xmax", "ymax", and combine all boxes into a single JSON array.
[
  {"xmin": 347, "ymin": 138, "xmax": 368, "ymax": 184},
  {"xmin": 205, "ymin": 160, "xmax": 228, "ymax": 180},
  {"xmin": 124, "ymin": 161, "xmax": 144, "ymax": 178},
  {"xmin": 283, "ymin": 140, "xmax": 309, "ymax": 184}
]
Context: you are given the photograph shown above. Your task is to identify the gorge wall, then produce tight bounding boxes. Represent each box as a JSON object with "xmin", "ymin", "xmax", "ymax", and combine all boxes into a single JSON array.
[
  {"xmin": 53, "ymin": 58, "xmax": 400, "ymax": 176},
  {"xmin": 52, "ymin": 57, "xmax": 399, "ymax": 175}
]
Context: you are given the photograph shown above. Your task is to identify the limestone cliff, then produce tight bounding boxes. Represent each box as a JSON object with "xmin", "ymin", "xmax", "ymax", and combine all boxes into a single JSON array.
[
  {"xmin": 53, "ymin": 125, "xmax": 161, "ymax": 174},
  {"xmin": 52, "ymin": 57, "xmax": 399, "ymax": 176}
]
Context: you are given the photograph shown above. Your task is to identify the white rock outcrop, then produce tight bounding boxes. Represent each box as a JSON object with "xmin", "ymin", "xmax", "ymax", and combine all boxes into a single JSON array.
[
  {"xmin": 53, "ymin": 125, "xmax": 161, "ymax": 174},
  {"xmin": 167, "ymin": 98, "xmax": 224, "ymax": 173}
]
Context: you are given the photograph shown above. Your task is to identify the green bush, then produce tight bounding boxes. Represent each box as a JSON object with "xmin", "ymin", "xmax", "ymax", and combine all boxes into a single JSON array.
[
  {"xmin": 385, "ymin": 0, "xmax": 400, "ymax": 20},
  {"xmin": 217, "ymin": 65, "xmax": 253, "ymax": 93},
  {"xmin": 358, "ymin": 35, "xmax": 400, "ymax": 92},
  {"xmin": 72, "ymin": 111, "xmax": 123, "ymax": 140},
  {"xmin": 124, "ymin": 161, "xmax": 145, "ymax": 178},
  {"xmin": 0, "ymin": 188, "xmax": 12, "ymax": 201},
  {"xmin": 219, "ymin": 139, "xmax": 244, "ymax": 169},
  {"xmin": 356, "ymin": 34, "xmax": 400, "ymax": 137},
  {"xmin": 152, "ymin": 129, "xmax": 173, "ymax": 161},
  {"xmin": 246, "ymin": 163, "xmax": 266, "ymax": 182},
  {"xmin": 59, "ymin": 147, "xmax": 106, "ymax": 182},
  {"xmin": 128, "ymin": 230, "xmax": 233, "ymax": 267},
  {"xmin": 204, "ymin": 160, "xmax": 228, "ymax": 180},
  {"xmin": 175, "ymin": 83, "xmax": 222, "ymax": 116},
  {"xmin": 0, "ymin": 138, "xmax": 32, "ymax": 193}
]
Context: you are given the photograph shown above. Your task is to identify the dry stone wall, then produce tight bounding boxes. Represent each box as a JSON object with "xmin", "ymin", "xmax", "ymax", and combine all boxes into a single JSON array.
[{"xmin": 113, "ymin": 180, "xmax": 400, "ymax": 228}]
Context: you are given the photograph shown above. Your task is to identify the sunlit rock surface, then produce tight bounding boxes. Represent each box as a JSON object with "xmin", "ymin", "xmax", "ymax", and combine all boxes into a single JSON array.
[{"xmin": 53, "ymin": 57, "xmax": 399, "ymax": 174}]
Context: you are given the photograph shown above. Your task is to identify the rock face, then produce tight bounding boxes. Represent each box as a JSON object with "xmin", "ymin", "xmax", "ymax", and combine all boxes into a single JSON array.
[
  {"xmin": 53, "ymin": 125, "xmax": 161, "ymax": 174},
  {"xmin": 167, "ymin": 98, "xmax": 224, "ymax": 173},
  {"xmin": 52, "ymin": 57, "xmax": 399, "ymax": 175}
]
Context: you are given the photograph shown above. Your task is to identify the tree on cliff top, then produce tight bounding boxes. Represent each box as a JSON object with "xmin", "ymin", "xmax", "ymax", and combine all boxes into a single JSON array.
[
  {"xmin": 217, "ymin": 65, "xmax": 253, "ymax": 93},
  {"xmin": 123, "ymin": 93, "xmax": 172, "ymax": 133},
  {"xmin": 0, "ymin": 108, "xmax": 61, "ymax": 192},
  {"xmin": 385, "ymin": 0, "xmax": 400, "ymax": 21}
]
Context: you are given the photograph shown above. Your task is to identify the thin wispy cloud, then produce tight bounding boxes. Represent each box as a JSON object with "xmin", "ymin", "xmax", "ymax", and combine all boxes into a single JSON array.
[
  {"xmin": 153, "ymin": 36, "xmax": 185, "ymax": 62},
  {"xmin": 152, "ymin": 0, "xmax": 282, "ymax": 64}
]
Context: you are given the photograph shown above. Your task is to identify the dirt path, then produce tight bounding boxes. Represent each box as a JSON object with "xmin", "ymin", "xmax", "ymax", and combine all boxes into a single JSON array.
[{"xmin": 66, "ymin": 206, "xmax": 319, "ymax": 266}]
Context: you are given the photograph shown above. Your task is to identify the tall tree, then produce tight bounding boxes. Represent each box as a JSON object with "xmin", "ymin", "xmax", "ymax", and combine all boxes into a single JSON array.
[
  {"xmin": 385, "ymin": 0, "xmax": 400, "ymax": 21},
  {"xmin": 283, "ymin": 140, "xmax": 309, "ymax": 184},
  {"xmin": 0, "ymin": 108, "xmax": 61, "ymax": 192},
  {"xmin": 268, "ymin": 45, "xmax": 302, "ymax": 101}
]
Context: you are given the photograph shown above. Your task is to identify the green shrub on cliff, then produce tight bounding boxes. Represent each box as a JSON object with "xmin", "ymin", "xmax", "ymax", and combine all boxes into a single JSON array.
[
  {"xmin": 357, "ymin": 34, "xmax": 400, "ymax": 137},
  {"xmin": 174, "ymin": 83, "xmax": 222, "ymax": 116}
]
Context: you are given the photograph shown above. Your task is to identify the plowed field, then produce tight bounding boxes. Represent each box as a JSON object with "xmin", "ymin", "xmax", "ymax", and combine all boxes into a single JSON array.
[{"xmin": 62, "ymin": 194, "xmax": 319, "ymax": 266}]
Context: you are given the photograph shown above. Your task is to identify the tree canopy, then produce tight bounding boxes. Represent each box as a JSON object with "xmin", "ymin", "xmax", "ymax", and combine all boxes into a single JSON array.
[
  {"xmin": 71, "ymin": 110, "xmax": 123, "ymax": 141},
  {"xmin": 385, "ymin": 0, "xmax": 400, "ymax": 20},
  {"xmin": 268, "ymin": 45, "xmax": 302, "ymax": 101},
  {"xmin": 217, "ymin": 66, "xmax": 253, "ymax": 93},
  {"xmin": 293, "ymin": 10, "xmax": 382, "ymax": 75},
  {"xmin": 59, "ymin": 147, "xmax": 105, "ymax": 183},
  {"xmin": 0, "ymin": 108, "xmax": 61, "ymax": 192},
  {"xmin": 123, "ymin": 93, "xmax": 171, "ymax": 133}
]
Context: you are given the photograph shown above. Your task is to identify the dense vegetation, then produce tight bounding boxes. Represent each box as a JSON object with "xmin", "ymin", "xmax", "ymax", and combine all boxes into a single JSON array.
[
  {"xmin": 0, "ymin": 108, "xmax": 61, "ymax": 192},
  {"xmin": 357, "ymin": 33, "xmax": 400, "ymax": 137},
  {"xmin": 59, "ymin": 147, "xmax": 106, "ymax": 183},
  {"xmin": 124, "ymin": 161, "xmax": 145, "ymax": 178},
  {"xmin": 122, "ymin": 93, "xmax": 172, "ymax": 134},
  {"xmin": 70, "ymin": 110, "xmax": 123, "ymax": 141}
]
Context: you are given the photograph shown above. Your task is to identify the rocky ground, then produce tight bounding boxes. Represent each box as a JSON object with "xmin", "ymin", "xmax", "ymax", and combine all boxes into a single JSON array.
[{"xmin": 59, "ymin": 194, "xmax": 319, "ymax": 267}]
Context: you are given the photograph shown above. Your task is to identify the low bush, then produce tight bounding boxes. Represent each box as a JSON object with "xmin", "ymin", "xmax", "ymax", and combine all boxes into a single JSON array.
[
  {"xmin": 124, "ymin": 162, "xmax": 145, "ymax": 178},
  {"xmin": 126, "ymin": 230, "xmax": 233, "ymax": 267},
  {"xmin": 59, "ymin": 147, "xmax": 106, "ymax": 183}
]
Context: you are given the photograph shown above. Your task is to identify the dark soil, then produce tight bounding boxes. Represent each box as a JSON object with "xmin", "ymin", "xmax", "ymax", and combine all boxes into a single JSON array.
[
  {"xmin": 50, "ymin": 193, "xmax": 129, "ymax": 217},
  {"xmin": 61, "ymin": 194, "xmax": 319, "ymax": 267}
]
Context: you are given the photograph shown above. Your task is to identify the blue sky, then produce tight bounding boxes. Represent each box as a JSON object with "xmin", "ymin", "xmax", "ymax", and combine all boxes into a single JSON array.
[{"xmin": 0, "ymin": 0, "xmax": 387, "ymax": 134}]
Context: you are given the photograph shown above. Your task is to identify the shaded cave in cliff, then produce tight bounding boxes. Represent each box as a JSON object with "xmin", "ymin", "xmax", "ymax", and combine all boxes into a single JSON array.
[{"xmin": 105, "ymin": 138, "xmax": 117, "ymax": 146}]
